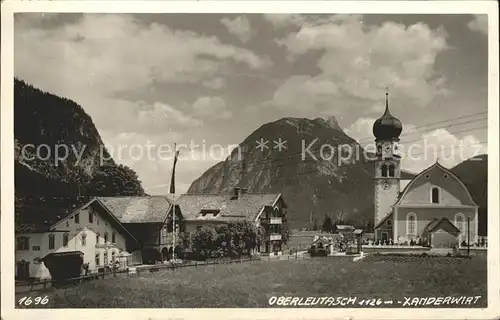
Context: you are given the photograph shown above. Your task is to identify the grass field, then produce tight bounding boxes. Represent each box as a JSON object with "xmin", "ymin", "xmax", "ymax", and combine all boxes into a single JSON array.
[{"xmin": 17, "ymin": 255, "xmax": 487, "ymax": 308}]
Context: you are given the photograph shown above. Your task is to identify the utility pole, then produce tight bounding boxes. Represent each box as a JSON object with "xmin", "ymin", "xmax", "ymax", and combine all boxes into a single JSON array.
[{"xmin": 467, "ymin": 217, "xmax": 470, "ymax": 257}]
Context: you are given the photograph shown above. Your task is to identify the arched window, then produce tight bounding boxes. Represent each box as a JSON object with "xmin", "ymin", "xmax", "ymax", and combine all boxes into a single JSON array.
[
  {"xmin": 431, "ymin": 187, "xmax": 440, "ymax": 204},
  {"xmin": 381, "ymin": 164, "xmax": 388, "ymax": 177},
  {"xmin": 407, "ymin": 212, "xmax": 417, "ymax": 235},
  {"xmin": 388, "ymin": 165, "xmax": 395, "ymax": 177},
  {"xmin": 454, "ymin": 213, "xmax": 466, "ymax": 244}
]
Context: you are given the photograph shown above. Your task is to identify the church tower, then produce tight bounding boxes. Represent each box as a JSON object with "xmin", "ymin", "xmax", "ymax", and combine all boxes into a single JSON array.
[{"xmin": 373, "ymin": 89, "xmax": 403, "ymax": 234}]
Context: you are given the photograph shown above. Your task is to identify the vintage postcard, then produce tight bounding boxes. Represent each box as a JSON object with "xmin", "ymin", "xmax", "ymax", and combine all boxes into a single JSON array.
[{"xmin": 1, "ymin": 1, "xmax": 499, "ymax": 320}]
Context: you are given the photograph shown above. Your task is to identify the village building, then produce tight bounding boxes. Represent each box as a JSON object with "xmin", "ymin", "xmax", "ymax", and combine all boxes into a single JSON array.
[
  {"xmin": 98, "ymin": 196, "xmax": 181, "ymax": 264},
  {"xmin": 336, "ymin": 225, "xmax": 355, "ymax": 234},
  {"xmin": 372, "ymin": 92, "xmax": 479, "ymax": 247},
  {"xmin": 175, "ymin": 188, "xmax": 287, "ymax": 255},
  {"xmin": 15, "ymin": 197, "xmax": 140, "ymax": 280}
]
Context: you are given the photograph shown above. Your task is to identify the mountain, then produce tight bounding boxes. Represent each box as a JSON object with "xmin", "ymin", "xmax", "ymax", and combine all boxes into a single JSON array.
[
  {"xmin": 451, "ymin": 154, "xmax": 488, "ymax": 236},
  {"xmin": 188, "ymin": 117, "xmax": 415, "ymax": 229},
  {"xmin": 14, "ymin": 78, "xmax": 145, "ymax": 197}
]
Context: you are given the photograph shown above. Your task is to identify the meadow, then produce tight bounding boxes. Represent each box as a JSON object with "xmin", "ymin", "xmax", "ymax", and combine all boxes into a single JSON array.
[{"xmin": 17, "ymin": 255, "xmax": 487, "ymax": 308}]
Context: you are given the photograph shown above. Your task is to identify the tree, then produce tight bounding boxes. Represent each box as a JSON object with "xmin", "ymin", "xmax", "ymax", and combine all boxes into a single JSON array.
[
  {"xmin": 281, "ymin": 209, "xmax": 291, "ymax": 244},
  {"xmin": 322, "ymin": 215, "xmax": 334, "ymax": 233},
  {"xmin": 89, "ymin": 164, "xmax": 146, "ymax": 196},
  {"xmin": 312, "ymin": 219, "xmax": 318, "ymax": 231},
  {"xmin": 192, "ymin": 226, "xmax": 217, "ymax": 260}
]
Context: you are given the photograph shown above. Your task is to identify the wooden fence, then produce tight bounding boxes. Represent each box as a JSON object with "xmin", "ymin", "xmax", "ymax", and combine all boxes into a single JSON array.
[{"xmin": 15, "ymin": 253, "xmax": 329, "ymax": 294}]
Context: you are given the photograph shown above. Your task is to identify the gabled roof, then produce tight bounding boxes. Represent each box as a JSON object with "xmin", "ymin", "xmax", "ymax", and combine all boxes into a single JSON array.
[
  {"xmin": 337, "ymin": 225, "xmax": 355, "ymax": 230},
  {"xmin": 15, "ymin": 197, "xmax": 139, "ymax": 244},
  {"xmin": 425, "ymin": 217, "xmax": 460, "ymax": 234},
  {"xmin": 15, "ymin": 196, "xmax": 93, "ymax": 233},
  {"xmin": 394, "ymin": 161, "xmax": 478, "ymax": 207},
  {"xmin": 97, "ymin": 196, "xmax": 173, "ymax": 223},
  {"xmin": 374, "ymin": 211, "xmax": 394, "ymax": 229},
  {"xmin": 176, "ymin": 193, "xmax": 282, "ymax": 222}
]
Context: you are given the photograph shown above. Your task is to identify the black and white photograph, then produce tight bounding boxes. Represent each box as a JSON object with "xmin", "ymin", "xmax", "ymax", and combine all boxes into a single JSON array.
[{"xmin": 1, "ymin": 1, "xmax": 499, "ymax": 319}]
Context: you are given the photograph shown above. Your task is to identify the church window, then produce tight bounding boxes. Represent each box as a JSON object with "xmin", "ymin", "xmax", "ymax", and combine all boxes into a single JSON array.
[
  {"xmin": 388, "ymin": 165, "xmax": 395, "ymax": 177},
  {"xmin": 431, "ymin": 187, "xmax": 440, "ymax": 203},
  {"xmin": 407, "ymin": 213, "xmax": 417, "ymax": 235},
  {"xmin": 454, "ymin": 213, "xmax": 465, "ymax": 233},
  {"xmin": 381, "ymin": 164, "xmax": 388, "ymax": 177}
]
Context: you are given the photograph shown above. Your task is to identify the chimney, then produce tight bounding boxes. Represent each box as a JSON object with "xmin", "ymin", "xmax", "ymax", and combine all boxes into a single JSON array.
[{"xmin": 232, "ymin": 187, "xmax": 248, "ymax": 200}]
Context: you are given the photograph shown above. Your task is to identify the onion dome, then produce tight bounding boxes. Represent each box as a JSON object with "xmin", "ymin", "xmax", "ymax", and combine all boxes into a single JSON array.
[{"xmin": 373, "ymin": 90, "xmax": 402, "ymax": 141}]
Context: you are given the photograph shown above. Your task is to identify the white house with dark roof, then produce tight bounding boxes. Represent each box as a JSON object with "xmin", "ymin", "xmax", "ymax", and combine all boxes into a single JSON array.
[
  {"xmin": 176, "ymin": 187, "xmax": 288, "ymax": 255},
  {"xmin": 15, "ymin": 197, "xmax": 140, "ymax": 280},
  {"xmin": 97, "ymin": 196, "xmax": 181, "ymax": 264}
]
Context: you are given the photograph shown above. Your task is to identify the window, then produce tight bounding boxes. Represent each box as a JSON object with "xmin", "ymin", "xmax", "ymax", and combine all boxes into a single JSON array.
[
  {"xmin": 66, "ymin": 221, "xmax": 69, "ymax": 227},
  {"xmin": 112, "ymin": 232, "xmax": 116, "ymax": 243},
  {"xmin": 81, "ymin": 233, "xmax": 87, "ymax": 247},
  {"xmin": 407, "ymin": 213, "xmax": 417, "ymax": 235},
  {"xmin": 89, "ymin": 211, "xmax": 94, "ymax": 223},
  {"xmin": 455, "ymin": 213, "xmax": 465, "ymax": 233},
  {"xmin": 104, "ymin": 252, "xmax": 108, "ymax": 265},
  {"xmin": 97, "ymin": 219, "xmax": 100, "ymax": 225},
  {"xmin": 16, "ymin": 236, "xmax": 30, "ymax": 251},
  {"xmin": 163, "ymin": 227, "xmax": 167, "ymax": 237},
  {"xmin": 95, "ymin": 253, "xmax": 100, "ymax": 267},
  {"xmin": 388, "ymin": 165, "xmax": 395, "ymax": 177},
  {"xmin": 75, "ymin": 213, "xmax": 80, "ymax": 224},
  {"xmin": 104, "ymin": 232, "xmax": 108, "ymax": 243},
  {"xmin": 455, "ymin": 213, "xmax": 467, "ymax": 244},
  {"xmin": 96, "ymin": 233, "xmax": 100, "ymax": 245},
  {"xmin": 381, "ymin": 164, "xmax": 388, "ymax": 177},
  {"xmin": 111, "ymin": 251, "xmax": 116, "ymax": 262},
  {"xmin": 431, "ymin": 187, "xmax": 440, "ymax": 203},
  {"xmin": 387, "ymin": 219, "xmax": 392, "ymax": 226},
  {"xmin": 48, "ymin": 234, "xmax": 55, "ymax": 250},
  {"xmin": 63, "ymin": 233, "xmax": 69, "ymax": 247}
]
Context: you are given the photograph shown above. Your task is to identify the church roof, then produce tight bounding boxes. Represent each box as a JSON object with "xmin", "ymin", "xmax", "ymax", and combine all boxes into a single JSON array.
[
  {"xmin": 372, "ymin": 91, "xmax": 402, "ymax": 141},
  {"xmin": 374, "ymin": 211, "xmax": 393, "ymax": 230},
  {"xmin": 393, "ymin": 161, "xmax": 478, "ymax": 207},
  {"xmin": 424, "ymin": 217, "xmax": 460, "ymax": 234}
]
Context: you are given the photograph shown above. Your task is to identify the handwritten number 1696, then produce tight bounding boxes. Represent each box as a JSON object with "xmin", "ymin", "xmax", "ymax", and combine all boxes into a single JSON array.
[{"xmin": 18, "ymin": 296, "xmax": 49, "ymax": 306}]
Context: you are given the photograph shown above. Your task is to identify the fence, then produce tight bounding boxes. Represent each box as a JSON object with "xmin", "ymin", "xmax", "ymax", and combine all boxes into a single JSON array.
[{"xmin": 15, "ymin": 255, "xmax": 263, "ymax": 293}]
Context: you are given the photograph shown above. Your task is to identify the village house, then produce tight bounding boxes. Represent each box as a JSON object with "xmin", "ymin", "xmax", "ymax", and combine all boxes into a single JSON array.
[
  {"xmin": 175, "ymin": 187, "xmax": 288, "ymax": 255},
  {"xmin": 97, "ymin": 196, "xmax": 181, "ymax": 264},
  {"xmin": 15, "ymin": 197, "xmax": 140, "ymax": 280},
  {"xmin": 372, "ymin": 92, "xmax": 479, "ymax": 247}
]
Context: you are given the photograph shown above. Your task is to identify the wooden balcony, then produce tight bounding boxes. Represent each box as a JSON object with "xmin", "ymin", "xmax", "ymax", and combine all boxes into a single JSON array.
[{"xmin": 269, "ymin": 233, "xmax": 282, "ymax": 241}]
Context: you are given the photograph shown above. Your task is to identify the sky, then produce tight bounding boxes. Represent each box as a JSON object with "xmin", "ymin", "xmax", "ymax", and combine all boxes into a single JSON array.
[{"xmin": 14, "ymin": 13, "xmax": 488, "ymax": 194}]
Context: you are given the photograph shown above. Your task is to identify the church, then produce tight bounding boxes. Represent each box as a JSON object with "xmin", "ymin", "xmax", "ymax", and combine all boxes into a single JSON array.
[{"xmin": 372, "ymin": 92, "xmax": 479, "ymax": 248}]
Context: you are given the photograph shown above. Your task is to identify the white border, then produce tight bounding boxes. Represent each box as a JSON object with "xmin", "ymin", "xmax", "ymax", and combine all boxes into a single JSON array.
[{"xmin": 1, "ymin": 1, "xmax": 499, "ymax": 320}]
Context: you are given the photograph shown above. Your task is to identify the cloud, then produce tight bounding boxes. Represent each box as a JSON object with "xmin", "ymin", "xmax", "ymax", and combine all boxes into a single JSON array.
[
  {"xmin": 100, "ymin": 131, "xmax": 229, "ymax": 195},
  {"xmin": 273, "ymin": 75, "xmax": 339, "ymax": 114},
  {"xmin": 15, "ymin": 14, "xmax": 271, "ymax": 100},
  {"xmin": 202, "ymin": 77, "xmax": 226, "ymax": 89},
  {"xmin": 15, "ymin": 13, "xmax": 271, "ymax": 193},
  {"xmin": 221, "ymin": 15, "xmax": 254, "ymax": 43},
  {"xmin": 467, "ymin": 15, "xmax": 488, "ymax": 35},
  {"xmin": 138, "ymin": 102, "xmax": 203, "ymax": 127},
  {"xmin": 274, "ymin": 15, "xmax": 450, "ymax": 114},
  {"xmin": 263, "ymin": 14, "xmax": 305, "ymax": 29},
  {"xmin": 192, "ymin": 96, "xmax": 232, "ymax": 119},
  {"xmin": 344, "ymin": 117, "xmax": 486, "ymax": 173}
]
